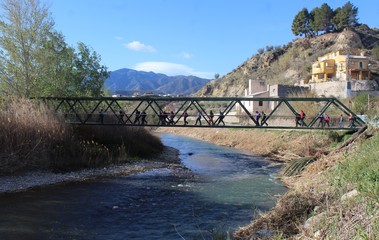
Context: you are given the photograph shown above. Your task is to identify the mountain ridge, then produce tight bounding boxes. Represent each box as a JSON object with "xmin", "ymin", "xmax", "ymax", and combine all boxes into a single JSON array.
[{"xmin": 105, "ymin": 68, "xmax": 210, "ymax": 96}]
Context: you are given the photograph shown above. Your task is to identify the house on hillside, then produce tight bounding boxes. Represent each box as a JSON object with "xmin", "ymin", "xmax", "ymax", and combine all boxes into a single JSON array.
[
  {"xmin": 306, "ymin": 49, "xmax": 378, "ymax": 98},
  {"xmin": 236, "ymin": 79, "xmax": 309, "ymax": 114},
  {"xmin": 311, "ymin": 49, "xmax": 370, "ymax": 82}
]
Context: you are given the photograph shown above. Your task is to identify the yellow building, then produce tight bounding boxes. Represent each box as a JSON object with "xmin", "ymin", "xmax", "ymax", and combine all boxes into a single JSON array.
[{"xmin": 311, "ymin": 49, "xmax": 370, "ymax": 82}]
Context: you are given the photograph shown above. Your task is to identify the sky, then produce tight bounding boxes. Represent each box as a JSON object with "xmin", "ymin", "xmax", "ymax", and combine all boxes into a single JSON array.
[{"xmin": 48, "ymin": 0, "xmax": 379, "ymax": 79}]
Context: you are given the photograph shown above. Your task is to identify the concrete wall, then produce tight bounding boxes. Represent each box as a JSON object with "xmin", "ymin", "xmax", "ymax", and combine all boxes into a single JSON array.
[{"xmin": 306, "ymin": 80, "xmax": 378, "ymax": 98}]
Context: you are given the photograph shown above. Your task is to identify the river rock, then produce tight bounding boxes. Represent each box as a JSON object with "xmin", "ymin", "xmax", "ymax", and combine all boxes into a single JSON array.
[{"xmin": 341, "ymin": 189, "xmax": 359, "ymax": 201}]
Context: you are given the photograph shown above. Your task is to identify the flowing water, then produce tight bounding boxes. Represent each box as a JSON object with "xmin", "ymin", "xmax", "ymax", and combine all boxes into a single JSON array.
[{"xmin": 0, "ymin": 133, "xmax": 286, "ymax": 239}]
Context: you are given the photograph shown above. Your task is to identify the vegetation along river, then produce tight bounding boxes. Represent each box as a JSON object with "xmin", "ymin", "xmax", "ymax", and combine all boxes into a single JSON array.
[{"xmin": 0, "ymin": 133, "xmax": 286, "ymax": 239}]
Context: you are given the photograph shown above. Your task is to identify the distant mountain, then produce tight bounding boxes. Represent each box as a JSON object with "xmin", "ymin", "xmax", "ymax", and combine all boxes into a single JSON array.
[{"xmin": 105, "ymin": 68, "xmax": 211, "ymax": 96}]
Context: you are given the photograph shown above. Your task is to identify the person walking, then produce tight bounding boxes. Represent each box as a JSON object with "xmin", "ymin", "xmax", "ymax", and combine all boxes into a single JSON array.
[
  {"xmin": 133, "ymin": 109, "xmax": 141, "ymax": 125},
  {"xmin": 99, "ymin": 109, "xmax": 104, "ymax": 124},
  {"xmin": 195, "ymin": 112, "xmax": 202, "ymax": 125},
  {"xmin": 260, "ymin": 111, "xmax": 268, "ymax": 126},
  {"xmin": 209, "ymin": 110, "xmax": 214, "ymax": 125},
  {"xmin": 118, "ymin": 110, "xmax": 125, "ymax": 124},
  {"xmin": 141, "ymin": 111, "xmax": 147, "ymax": 125},
  {"xmin": 324, "ymin": 113, "xmax": 330, "ymax": 127},
  {"xmin": 299, "ymin": 110, "xmax": 306, "ymax": 126},
  {"xmin": 169, "ymin": 111, "xmax": 175, "ymax": 125},
  {"xmin": 217, "ymin": 111, "xmax": 225, "ymax": 126},
  {"xmin": 317, "ymin": 113, "xmax": 324, "ymax": 127},
  {"xmin": 183, "ymin": 110, "xmax": 189, "ymax": 125},
  {"xmin": 339, "ymin": 114, "xmax": 344, "ymax": 128},
  {"xmin": 255, "ymin": 111, "xmax": 261, "ymax": 126},
  {"xmin": 348, "ymin": 113, "xmax": 355, "ymax": 128}
]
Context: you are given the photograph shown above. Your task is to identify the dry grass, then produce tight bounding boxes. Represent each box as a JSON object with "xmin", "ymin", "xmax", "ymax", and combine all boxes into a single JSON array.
[
  {"xmin": 0, "ymin": 97, "xmax": 164, "ymax": 175},
  {"xmin": 233, "ymin": 191, "xmax": 329, "ymax": 239},
  {"xmin": 156, "ymin": 128, "xmax": 331, "ymax": 161}
]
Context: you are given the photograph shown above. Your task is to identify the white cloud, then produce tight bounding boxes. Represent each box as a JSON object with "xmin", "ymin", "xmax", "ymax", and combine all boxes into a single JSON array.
[
  {"xmin": 124, "ymin": 41, "xmax": 156, "ymax": 52},
  {"xmin": 133, "ymin": 61, "xmax": 213, "ymax": 79}
]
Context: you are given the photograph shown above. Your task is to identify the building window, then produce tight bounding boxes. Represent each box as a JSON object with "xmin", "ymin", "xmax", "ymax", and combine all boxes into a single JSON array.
[
  {"xmin": 340, "ymin": 63, "xmax": 344, "ymax": 71},
  {"xmin": 258, "ymin": 101, "xmax": 263, "ymax": 106},
  {"xmin": 359, "ymin": 62, "xmax": 363, "ymax": 69}
]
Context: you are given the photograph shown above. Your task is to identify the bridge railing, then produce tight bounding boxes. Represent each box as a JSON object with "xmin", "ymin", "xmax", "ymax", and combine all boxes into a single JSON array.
[{"xmin": 38, "ymin": 96, "xmax": 366, "ymax": 130}]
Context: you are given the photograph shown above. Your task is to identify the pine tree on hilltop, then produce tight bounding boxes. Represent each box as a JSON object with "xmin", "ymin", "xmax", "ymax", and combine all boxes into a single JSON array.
[
  {"xmin": 292, "ymin": 8, "xmax": 312, "ymax": 37},
  {"xmin": 310, "ymin": 3, "xmax": 334, "ymax": 35},
  {"xmin": 332, "ymin": 1, "xmax": 359, "ymax": 31}
]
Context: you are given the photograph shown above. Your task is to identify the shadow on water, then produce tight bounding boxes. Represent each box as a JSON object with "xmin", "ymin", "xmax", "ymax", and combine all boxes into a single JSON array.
[{"xmin": 0, "ymin": 133, "xmax": 286, "ymax": 240}]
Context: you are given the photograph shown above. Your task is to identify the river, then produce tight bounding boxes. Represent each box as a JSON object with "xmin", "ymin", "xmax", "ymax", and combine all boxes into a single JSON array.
[{"xmin": 0, "ymin": 133, "xmax": 286, "ymax": 239}]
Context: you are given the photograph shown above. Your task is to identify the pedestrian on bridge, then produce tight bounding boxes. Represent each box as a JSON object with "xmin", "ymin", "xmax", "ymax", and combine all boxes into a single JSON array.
[
  {"xmin": 216, "ymin": 111, "xmax": 225, "ymax": 126},
  {"xmin": 295, "ymin": 110, "xmax": 306, "ymax": 127},
  {"xmin": 300, "ymin": 110, "xmax": 306, "ymax": 126},
  {"xmin": 317, "ymin": 113, "xmax": 324, "ymax": 127},
  {"xmin": 261, "ymin": 111, "xmax": 268, "ymax": 126},
  {"xmin": 141, "ymin": 111, "xmax": 147, "ymax": 125},
  {"xmin": 133, "ymin": 110, "xmax": 141, "ymax": 125},
  {"xmin": 99, "ymin": 109, "xmax": 104, "ymax": 124},
  {"xmin": 209, "ymin": 110, "xmax": 214, "ymax": 125},
  {"xmin": 324, "ymin": 113, "xmax": 330, "ymax": 127},
  {"xmin": 183, "ymin": 110, "xmax": 189, "ymax": 125},
  {"xmin": 118, "ymin": 110, "xmax": 125, "ymax": 124},
  {"xmin": 195, "ymin": 112, "xmax": 202, "ymax": 125},
  {"xmin": 169, "ymin": 111, "xmax": 175, "ymax": 125},
  {"xmin": 339, "ymin": 114, "xmax": 344, "ymax": 128},
  {"xmin": 348, "ymin": 113, "xmax": 355, "ymax": 128},
  {"xmin": 255, "ymin": 111, "xmax": 261, "ymax": 126}
]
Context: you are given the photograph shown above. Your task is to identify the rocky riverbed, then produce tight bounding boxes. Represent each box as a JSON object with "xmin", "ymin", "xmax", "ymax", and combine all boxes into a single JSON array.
[{"xmin": 0, "ymin": 147, "xmax": 181, "ymax": 194}]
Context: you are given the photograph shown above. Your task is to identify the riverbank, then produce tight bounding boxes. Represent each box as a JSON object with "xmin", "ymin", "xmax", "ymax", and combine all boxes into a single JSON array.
[
  {"xmin": 156, "ymin": 127, "xmax": 379, "ymax": 239},
  {"xmin": 155, "ymin": 127, "xmax": 333, "ymax": 161},
  {"xmin": 0, "ymin": 146, "xmax": 182, "ymax": 194}
]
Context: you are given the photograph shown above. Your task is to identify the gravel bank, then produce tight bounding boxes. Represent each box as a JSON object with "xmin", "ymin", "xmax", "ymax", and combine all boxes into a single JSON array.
[{"xmin": 0, "ymin": 147, "xmax": 181, "ymax": 194}]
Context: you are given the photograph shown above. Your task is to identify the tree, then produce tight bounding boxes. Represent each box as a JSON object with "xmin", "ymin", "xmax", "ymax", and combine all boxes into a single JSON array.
[
  {"xmin": 0, "ymin": 0, "xmax": 55, "ymax": 97},
  {"xmin": 310, "ymin": 3, "xmax": 334, "ymax": 34},
  {"xmin": 71, "ymin": 42, "xmax": 109, "ymax": 97},
  {"xmin": 0, "ymin": 0, "xmax": 109, "ymax": 97},
  {"xmin": 214, "ymin": 73, "xmax": 220, "ymax": 80},
  {"xmin": 332, "ymin": 1, "xmax": 358, "ymax": 31},
  {"xmin": 292, "ymin": 8, "xmax": 312, "ymax": 37},
  {"xmin": 309, "ymin": 7, "xmax": 321, "ymax": 35}
]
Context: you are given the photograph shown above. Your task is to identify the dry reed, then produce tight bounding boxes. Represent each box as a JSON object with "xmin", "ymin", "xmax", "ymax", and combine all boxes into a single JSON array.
[{"xmin": 0, "ymin": 97, "xmax": 164, "ymax": 175}]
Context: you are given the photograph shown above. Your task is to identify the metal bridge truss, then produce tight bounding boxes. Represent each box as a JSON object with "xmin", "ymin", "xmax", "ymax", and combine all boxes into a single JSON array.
[{"xmin": 40, "ymin": 97, "xmax": 365, "ymax": 130}]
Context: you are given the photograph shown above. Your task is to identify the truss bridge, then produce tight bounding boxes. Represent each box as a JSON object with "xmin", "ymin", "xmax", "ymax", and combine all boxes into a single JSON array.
[{"xmin": 39, "ymin": 96, "xmax": 366, "ymax": 130}]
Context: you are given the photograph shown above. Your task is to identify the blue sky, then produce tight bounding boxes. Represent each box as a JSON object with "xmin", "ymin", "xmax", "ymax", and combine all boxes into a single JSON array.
[{"xmin": 49, "ymin": 0, "xmax": 378, "ymax": 79}]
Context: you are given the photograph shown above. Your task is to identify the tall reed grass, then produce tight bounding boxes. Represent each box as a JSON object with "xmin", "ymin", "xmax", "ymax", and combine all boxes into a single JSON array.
[{"xmin": 0, "ymin": 97, "xmax": 164, "ymax": 175}]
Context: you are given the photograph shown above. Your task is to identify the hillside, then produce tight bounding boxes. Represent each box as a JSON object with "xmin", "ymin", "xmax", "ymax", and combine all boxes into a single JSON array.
[
  {"xmin": 197, "ymin": 24, "xmax": 379, "ymax": 97},
  {"xmin": 105, "ymin": 68, "xmax": 210, "ymax": 96}
]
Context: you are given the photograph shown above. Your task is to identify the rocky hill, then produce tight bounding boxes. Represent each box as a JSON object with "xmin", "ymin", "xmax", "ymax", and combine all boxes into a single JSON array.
[
  {"xmin": 197, "ymin": 24, "xmax": 379, "ymax": 97},
  {"xmin": 105, "ymin": 68, "xmax": 210, "ymax": 96}
]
